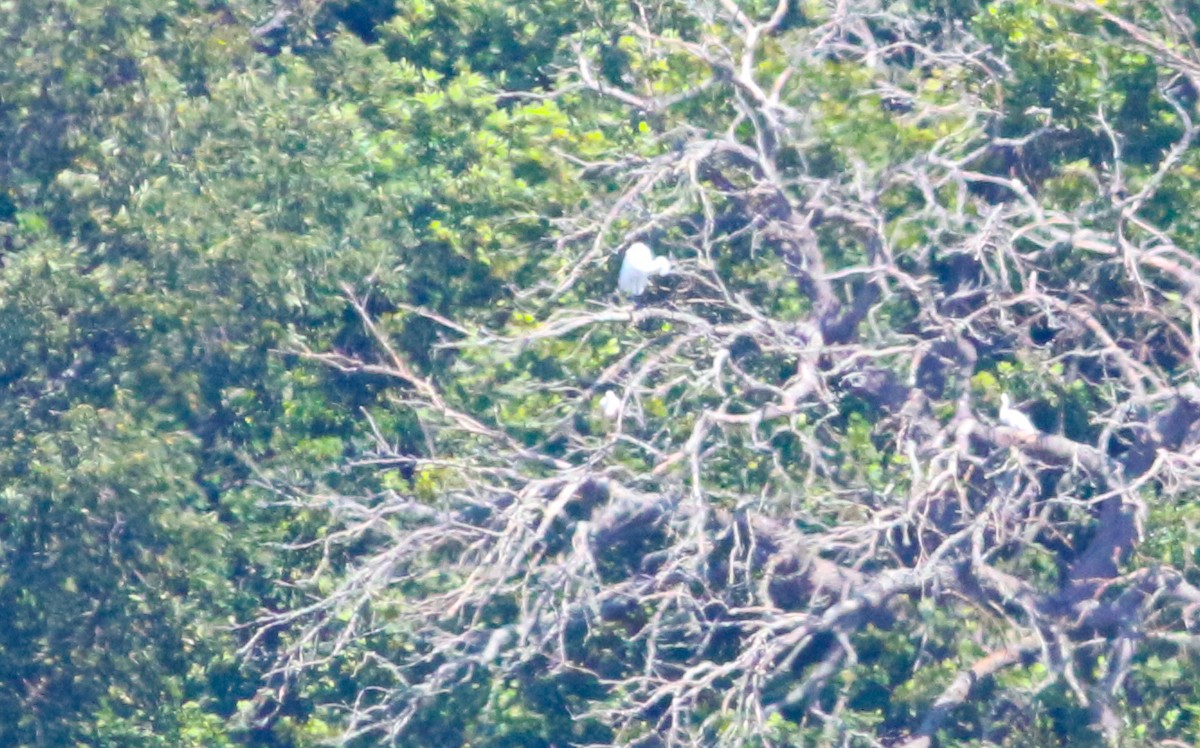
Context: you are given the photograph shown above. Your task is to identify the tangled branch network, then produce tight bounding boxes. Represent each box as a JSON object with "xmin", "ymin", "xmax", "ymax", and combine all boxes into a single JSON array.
[{"xmin": 252, "ymin": 1, "xmax": 1200, "ymax": 745}]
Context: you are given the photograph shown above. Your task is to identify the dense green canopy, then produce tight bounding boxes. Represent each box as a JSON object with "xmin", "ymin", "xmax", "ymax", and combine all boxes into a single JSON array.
[{"xmin": 6, "ymin": 0, "xmax": 1200, "ymax": 746}]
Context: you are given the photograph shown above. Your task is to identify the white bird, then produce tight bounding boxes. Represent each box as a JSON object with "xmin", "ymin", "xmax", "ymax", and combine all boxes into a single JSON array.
[
  {"xmin": 599, "ymin": 391, "xmax": 622, "ymax": 420},
  {"xmin": 618, "ymin": 242, "xmax": 671, "ymax": 296},
  {"xmin": 999, "ymin": 392, "xmax": 1036, "ymax": 432}
]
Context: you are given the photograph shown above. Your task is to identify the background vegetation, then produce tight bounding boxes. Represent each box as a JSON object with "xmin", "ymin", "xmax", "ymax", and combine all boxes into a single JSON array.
[{"xmin": 5, "ymin": 0, "xmax": 1200, "ymax": 745}]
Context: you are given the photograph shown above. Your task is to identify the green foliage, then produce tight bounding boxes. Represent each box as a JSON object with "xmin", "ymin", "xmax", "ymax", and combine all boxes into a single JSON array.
[{"xmin": 6, "ymin": 0, "xmax": 1200, "ymax": 746}]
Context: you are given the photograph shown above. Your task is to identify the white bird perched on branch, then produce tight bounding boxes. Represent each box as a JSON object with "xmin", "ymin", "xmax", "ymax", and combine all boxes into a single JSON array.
[
  {"xmin": 618, "ymin": 242, "xmax": 671, "ymax": 296},
  {"xmin": 599, "ymin": 390, "xmax": 622, "ymax": 421},
  {"xmin": 999, "ymin": 392, "xmax": 1036, "ymax": 432}
]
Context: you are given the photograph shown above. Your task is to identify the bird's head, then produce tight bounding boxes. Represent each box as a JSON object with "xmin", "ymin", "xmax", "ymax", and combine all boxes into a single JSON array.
[{"xmin": 625, "ymin": 242, "xmax": 653, "ymax": 266}]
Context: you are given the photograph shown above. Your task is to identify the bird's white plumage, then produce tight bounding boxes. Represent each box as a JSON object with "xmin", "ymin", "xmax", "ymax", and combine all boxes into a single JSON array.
[
  {"xmin": 618, "ymin": 242, "xmax": 671, "ymax": 296},
  {"xmin": 999, "ymin": 393, "xmax": 1036, "ymax": 432},
  {"xmin": 599, "ymin": 391, "xmax": 622, "ymax": 420}
]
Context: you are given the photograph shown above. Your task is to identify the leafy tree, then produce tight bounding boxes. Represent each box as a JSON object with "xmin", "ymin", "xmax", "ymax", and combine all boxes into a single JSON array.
[
  {"xmin": 0, "ymin": 0, "xmax": 390, "ymax": 744},
  {"xmin": 11, "ymin": 0, "xmax": 1200, "ymax": 746}
]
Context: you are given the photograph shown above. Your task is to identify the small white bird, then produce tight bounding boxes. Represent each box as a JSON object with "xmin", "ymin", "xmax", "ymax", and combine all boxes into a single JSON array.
[
  {"xmin": 999, "ymin": 392, "xmax": 1036, "ymax": 432},
  {"xmin": 599, "ymin": 391, "xmax": 622, "ymax": 420},
  {"xmin": 618, "ymin": 242, "xmax": 671, "ymax": 296}
]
